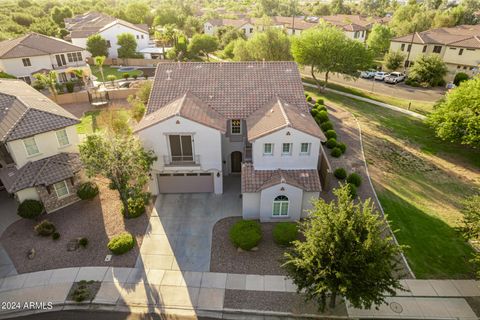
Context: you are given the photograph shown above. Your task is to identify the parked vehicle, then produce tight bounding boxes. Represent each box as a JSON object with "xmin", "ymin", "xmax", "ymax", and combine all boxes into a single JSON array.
[
  {"xmin": 360, "ymin": 69, "xmax": 377, "ymax": 79},
  {"xmin": 384, "ymin": 72, "xmax": 406, "ymax": 84},
  {"xmin": 374, "ymin": 72, "xmax": 389, "ymax": 81}
]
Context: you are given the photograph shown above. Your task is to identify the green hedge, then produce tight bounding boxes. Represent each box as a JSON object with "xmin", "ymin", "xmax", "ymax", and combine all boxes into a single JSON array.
[
  {"xmin": 108, "ymin": 232, "xmax": 135, "ymax": 255},
  {"xmin": 337, "ymin": 142, "xmax": 347, "ymax": 154},
  {"xmin": 229, "ymin": 220, "xmax": 262, "ymax": 250},
  {"xmin": 273, "ymin": 222, "xmax": 298, "ymax": 246},
  {"xmin": 320, "ymin": 121, "xmax": 333, "ymax": 132},
  {"xmin": 325, "ymin": 130, "xmax": 337, "ymax": 140},
  {"xmin": 77, "ymin": 182, "xmax": 99, "ymax": 200},
  {"xmin": 18, "ymin": 199, "xmax": 44, "ymax": 219},
  {"xmin": 315, "ymin": 111, "xmax": 329, "ymax": 123},
  {"xmin": 331, "ymin": 147, "xmax": 342, "ymax": 157},
  {"xmin": 325, "ymin": 138, "xmax": 337, "ymax": 149}
]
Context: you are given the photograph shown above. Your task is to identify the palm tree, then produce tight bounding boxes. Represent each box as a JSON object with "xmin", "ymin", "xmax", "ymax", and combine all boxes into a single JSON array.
[
  {"xmin": 94, "ymin": 56, "xmax": 106, "ymax": 86},
  {"xmin": 72, "ymin": 69, "xmax": 87, "ymax": 89},
  {"xmin": 33, "ymin": 71, "xmax": 58, "ymax": 102}
]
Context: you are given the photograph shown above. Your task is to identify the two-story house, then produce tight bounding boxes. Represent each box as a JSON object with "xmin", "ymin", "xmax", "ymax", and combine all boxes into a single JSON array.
[
  {"xmin": 390, "ymin": 25, "xmax": 480, "ymax": 80},
  {"xmin": 204, "ymin": 18, "xmax": 256, "ymax": 38},
  {"xmin": 65, "ymin": 12, "xmax": 151, "ymax": 59},
  {"xmin": 135, "ymin": 62, "xmax": 330, "ymax": 222},
  {"xmin": 0, "ymin": 33, "xmax": 91, "ymax": 84},
  {"xmin": 0, "ymin": 80, "xmax": 82, "ymax": 213}
]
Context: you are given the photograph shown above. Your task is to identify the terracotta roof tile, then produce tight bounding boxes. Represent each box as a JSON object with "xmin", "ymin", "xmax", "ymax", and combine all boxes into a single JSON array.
[{"xmin": 393, "ymin": 25, "xmax": 480, "ymax": 49}]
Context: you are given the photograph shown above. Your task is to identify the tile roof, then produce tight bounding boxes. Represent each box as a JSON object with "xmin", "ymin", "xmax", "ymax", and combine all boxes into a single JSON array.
[
  {"xmin": 246, "ymin": 96, "xmax": 325, "ymax": 141},
  {"xmin": 0, "ymin": 153, "xmax": 81, "ymax": 193},
  {"xmin": 393, "ymin": 25, "xmax": 480, "ymax": 49},
  {"xmin": 241, "ymin": 163, "xmax": 321, "ymax": 192},
  {"xmin": 147, "ymin": 62, "xmax": 309, "ymax": 120},
  {"xmin": 135, "ymin": 92, "xmax": 227, "ymax": 133},
  {"xmin": 0, "ymin": 33, "xmax": 85, "ymax": 59},
  {"xmin": 0, "ymin": 80, "xmax": 79, "ymax": 142},
  {"xmin": 207, "ymin": 18, "xmax": 252, "ymax": 28},
  {"xmin": 319, "ymin": 14, "xmax": 387, "ymax": 31}
]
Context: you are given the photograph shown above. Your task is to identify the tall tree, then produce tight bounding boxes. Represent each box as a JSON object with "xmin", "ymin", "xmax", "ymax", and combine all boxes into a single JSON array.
[
  {"xmin": 33, "ymin": 71, "xmax": 58, "ymax": 101},
  {"xmin": 360, "ymin": 0, "xmax": 390, "ymax": 16},
  {"xmin": 383, "ymin": 50, "xmax": 405, "ymax": 71},
  {"xmin": 51, "ymin": 6, "xmax": 73, "ymax": 27},
  {"xmin": 427, "ymin": 77, "xmax": 480, "ymax": 147},
  {"xmin": 125, "ymin": 2, "xmax": 152, "ymax": 25},
  {"xmin": 283, "ymin": 184, "xmax": 404, "ymax": 310},
  {"xmin": 367, "ymin": 24, "xmax": 393, "ymax": 56},
  {"xmin": 389, "ymin": 3, "xmax": 434, "ymax": 36},
  {"xmin": 86, "ymin": 34, "xmax": 109, "ymax": 57},
  {"xmin": 291, "ymin": 24, "xmax": 372, "ymax": 90},
  {"xmin": 408, "ymin": 54, "xmax": 448, "ymax": 87},
  {"xmin": 330, "ymin": 0, "xmax": 350, "ymax": 14},
  {"xmin": 29, "ymin": 17, "xmax": 59, "ymax": 36},
  {"xmin": 188, "ymin": 34, "xmax": 218, "ymax": 61},
  {"xmin": 117, "ymin": 33, "xmax": 140, "ymax": 58},
  {"xmin": 237, "ymin": 28, "xmax": 292, "ymax": 61}
]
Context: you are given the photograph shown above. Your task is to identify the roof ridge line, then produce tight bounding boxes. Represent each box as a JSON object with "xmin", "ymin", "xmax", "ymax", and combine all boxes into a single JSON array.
[
  {"xmin": 1, "ymin": 101, "xmax": 29, "ymax": 142},
  {"xmin": 276, "ymin": 97, "xmax": 291, "ymax": 127},
  {"xmin": 30, "ymin": 158, "xmax": 51, "ymax": 187}
]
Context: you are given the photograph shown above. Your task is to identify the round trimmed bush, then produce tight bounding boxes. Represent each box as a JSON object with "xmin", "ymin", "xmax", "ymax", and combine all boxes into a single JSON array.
[
  {"xmin": 18, "ymin": 199, "xmax": 44, "ymax": 219},
  {"xmin": 107, "ymin": 75, "xmax": 116, "ymax": 83},
  {"xmin": 52, "ymin": 232, "xmax": 60, "ymax": 240},
  {"xmin": 123, "ymin": 72, "xmax": 129, "ymax": 80},
  {"xmin": 273, "ymin": 222, "xmax": 298, "ymax": 246},
  {"xmin": 453, "ymin": 72, "xmax": 469, "ymax": 86},
  {"xmin": 315, "ymin": 111, "xmax": 329, "ymax": 124},
  {"xmin": 306, "ymin": 95, "xmax": 312, "ymax": 102},
  {"xmin": 347, "ymin": 183, "xmax": 357, "ymax": 198},
  {"xmin": 337, "ymin": 142, "xmax": 347, "ymax": 154},
  {"xmin": 325, "ymin": 138, "xmax": 337, "ymax": 149},
  {"xmin": 325, "ymin": 130, "xmax": 337, "ymax": 140},
  {"xmin": 316, "ymin": 98, "xmax": 324, "ymax": 105},
  {"xmin": 310, "ymin": 108, "xmax": 318, "ymax": 117},
  {"xmin": 229, "ymin": 220, "xmax": 262, "ymax": 250},
  {"xmin": 320, "ymin": 121, "xmax": 334, "ymax": 132},
  {"xmin": 331, "ymin": 147, "xmax": 342, "ymax": 158},
  {"xmin": 347, "ymin": 173, "xmax": 362, "ymax": 187},
  {"xmin": 79, "ymin": 237, "xmax": 88, "ymax": 248},
  {"xmin": 315, "ymin": 105, "xmax": 327, "ymax": 112},
  {"xmin": 108, "ymin": 232, "xmax": 135, "ymax": 255},
  {"xmin": 334, "ymin": 168, "xmax": 347, "ymax": 180},
  {"xmin": 34, "ymin": 220, "xmax": 56, "ymax": 236},
  {"xmin": 122, "ymin": 195, "xmax": 147, "ymax": 219},
  {"xmin": 77, "ymin": 181, "xmax": 99, "ymax": 200}
]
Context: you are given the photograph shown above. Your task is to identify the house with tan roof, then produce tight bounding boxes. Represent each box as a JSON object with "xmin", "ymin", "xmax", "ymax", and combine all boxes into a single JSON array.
[
  {"xmin": 318, "ymin": 15, "xmax": 389, "ymax": 43},
  {"xmin": 0, "ymin": 79, "xmax": 82, "ymax": 213},
  {"xmin": 389, "ymin": 24, "xmax": 480, "ymax": 80},
  {"xmin": 135, "ymin": 62, "xmax": 331, "ymax": 221},
  {"xmin": 0, "ymin": 33, "xmax": 90, "ymax": 84},
  {"xmin": 65, "ymin": 12, "xmax": 151, "ymax": 59},
  {"xmin": 204, "ymin": 18, "xmax": 256, "ymax": 38}
]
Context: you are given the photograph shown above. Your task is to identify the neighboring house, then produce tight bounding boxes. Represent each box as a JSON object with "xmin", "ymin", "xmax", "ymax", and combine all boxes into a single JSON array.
[
  {"xmin": 135, "ymin": 62, "xmax": 331, "ymax": 222},
  {"xmin": 204, "ymin": 18, "xmax": 256, "ymax": 38},
  {"xmin": 0, "ymin": 33, "xmax": 90, "ymax": 84},
  {"xmin": 389, "ymin": 25, "xmax": 480, "ymax": 80},
  {"xmin": 319, "ymin": 15, "xmax": 389, "ymax": 43},
  {"xmin": 0, "ymin": 79, "xmax": 82, "ymax": 213},
  {"xmin": 65, "ymin": 12, "xmax": 150, "ymax": 59}
]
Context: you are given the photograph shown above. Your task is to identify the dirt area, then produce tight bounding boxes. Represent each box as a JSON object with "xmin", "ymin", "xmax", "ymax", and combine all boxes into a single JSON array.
[
  {"xmin": 61, "ymin": 101, "xmax": 131, "ymax": 119},
  {"xmin": 0, "ymin": 179, "xmax": 153, "ymax": 274},
  {"xmin": 210, "ymin": 217, "xmax": 289, "ymax": 275}
]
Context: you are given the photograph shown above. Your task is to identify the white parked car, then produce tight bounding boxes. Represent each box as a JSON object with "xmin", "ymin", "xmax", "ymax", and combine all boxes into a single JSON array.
[
  {"xmin": 384, "ymin": 72, "xmax": 406, "ymax": 84},
  {"xmin": 360, "ymin": 69, "xmax": 377, "ymax": 79},
  {"xmin": 374, "ymin": 72, "xmax": 389, "ymax": 81}
]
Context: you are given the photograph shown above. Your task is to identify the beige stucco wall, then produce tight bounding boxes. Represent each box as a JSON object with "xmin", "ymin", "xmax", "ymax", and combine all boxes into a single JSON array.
[
  {"xmin": 259, "ymin": 183, "xmax": 303, "ymax": 222},
  {"xmin": 16, "ymin": 187, "xmax": 40, "ymax": 202}
]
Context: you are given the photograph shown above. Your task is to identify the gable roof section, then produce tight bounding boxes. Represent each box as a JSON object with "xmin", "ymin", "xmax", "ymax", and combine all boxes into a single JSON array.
[
  {"xmin": 392, "ymin": 25, "xmax": 480, "ymax": 49},
  {"xmin": 148, "ymin": 62, "xmax": 309, "ymax": 120},
  {"xmin": 0, "ymin": 80, "xmax": 79, "ymax": 142},
  {"xmin": 242, "ymin": 163, "xmax": 321, "ymax": 193},
  {"xmin": 0, "ymin": 153, "xmax": 81, "ymax": 193},
  {"xmin": 135, "ymin": 92, "xmax": 227, "ymax": 133},
  {"xmin": 246, "ymin": 96, "xmax": 325, "ymax": 142},
  {"xmin": 0, "ymin": 33, "xmax": 84, "ymax": 59}
]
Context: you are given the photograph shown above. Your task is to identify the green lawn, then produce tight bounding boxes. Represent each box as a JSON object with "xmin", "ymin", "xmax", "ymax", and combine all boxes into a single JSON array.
[
  {"xmin": 306, "ymin": 87, "xmax": 480, "ymax": 278},
  {"xmin": 302, "ymin": 76, "xmax": 437, "ymax": 116},
  {"xmin": 77, "ymin": 109, "xmax": 131, "ymax": 134},
  {"xmin": 89, "ymin": 65, "xmax": 143, "ymax": 81}
]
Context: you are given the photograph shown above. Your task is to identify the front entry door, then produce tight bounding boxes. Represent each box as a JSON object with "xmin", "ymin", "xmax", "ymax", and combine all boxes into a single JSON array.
[{"xmin": 231, "ymin": 151, "xmax": 242, "ymax": 173}]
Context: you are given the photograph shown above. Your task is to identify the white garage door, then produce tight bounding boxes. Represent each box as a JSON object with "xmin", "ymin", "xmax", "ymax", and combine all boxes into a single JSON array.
[{"xmin": 157, "ymin": 173, "xmax": 214, "ymax": 193}]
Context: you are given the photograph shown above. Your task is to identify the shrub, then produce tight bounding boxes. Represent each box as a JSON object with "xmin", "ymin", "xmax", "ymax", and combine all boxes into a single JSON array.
[
  {"xmin": 325, "ymin": 130, "xmax": 337, "ymax": 140},
  {"xmin": 65, "ymin": 81, "xmax": 75, "ymax": 93},
  {"xmin": 405, "ymin": 78, "xmax": 420, "ymax": 87},
  {"xmin": 334, "ymin": 168, "xmax": 347, "ymax": 180},
  {"xmin": 229, "ymin": 220, "xmax": 262, "ymax": 250},
  {"xmin": 107, "ymin": 75, "xmax": 116, "ymax": 84},
  {"xmin": 320, "ymin": 121, "xmax": 333, "ymax": 132},
  {"xmin": 17, "ymin": 199, "xmax": 44, "ymax": 219},
  {"xmin": 79, "ymin": 237, "xmax": 88, "ymax": 248},
  {"xmin": 133, "ymin": 74, "xmax": 138, "ymax": 80},
  {"xmin": 315, "ymin": 111, "xmax": 329, "ymax": 124},
  {"xmin": 337, "ymin": 142, "xmax": 347, "ymax": 154},
  {"xmin": 77, "ymin": 181, "xmax": 99, "ymax": 200},
  {"xmin": 453, "ymin": 72, "xmax": 469, "ymax": 86},
  {"xmin": 32, "ymin": 80, "xmax": 46, "ymax": 90},
  {"xmin": 122, "ymin": 195, "xmax": 148, "ymax": 219},
  {"xmin": 315, "ymin": 105, "xmax": 327, "ymax": 112},
  {"xmin": 34, "ymin": 220, "xmax": 56, "ymax": 236},
  {"xmin": 347, "ymin": 173, "xmax": 362, "ymax": 187},
  {"xmin": 306, "ymin": 95, "xmax": 312, "ymax": 102},
  {"xmin": 55, "ymin": 82, "xmax": 64, "ymax": 93},
  {"xmin": 325, "ymin": 138, "xmax": 337, "ymax": 149},
  {"xmin": 52, "ymin": 232, "xmax": 60, "ymax": 240},
  {"xmin": 331, "ymin": 147, "xmax": 342, "ymax": 157},
  {"xmin": 347, "ymin": 183, "xmax": 357, "ymax": 198},
  {"xmin": 108, "ymin": 232, "xmax": 135, "ymax": 255},
  {"xmin": 316, "ymin": 98, "xmax": 324, "ymax": 105},
  {"xmin": 310, "ymin": 108, "xmax": 318, "ymax": 117},
  {"xmin": 273, "ymin": 222, "xmax": 298, "ymax": 246},
  {"xmin": 123, "ymin": 73, "xmax": 129, "ymax": 80}
]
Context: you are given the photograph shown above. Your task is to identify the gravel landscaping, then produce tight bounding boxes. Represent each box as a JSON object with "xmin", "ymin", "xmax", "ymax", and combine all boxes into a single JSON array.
[
  {"xmin": 0, "ymin": 179, "xmax": 153, "ymax": 274},
  {"xmin": 210, "ymin": 217, "xmax": 290, "ymax": 275}
]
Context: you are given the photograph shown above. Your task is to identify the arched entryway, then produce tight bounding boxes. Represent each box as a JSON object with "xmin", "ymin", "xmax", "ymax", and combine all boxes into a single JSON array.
[{"xmin": 231, "ymin": 151, "xmax": 242, "ymax": 173}]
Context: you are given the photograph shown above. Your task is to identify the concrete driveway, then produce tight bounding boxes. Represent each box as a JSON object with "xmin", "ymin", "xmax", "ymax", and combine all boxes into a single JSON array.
[
  {"xmin": 0, "ymin": 190, "xmax": 19, "ymax": 277},
  {"xmin": 137, "ymin": 176, "xmax": 242, "ymax": 272}
]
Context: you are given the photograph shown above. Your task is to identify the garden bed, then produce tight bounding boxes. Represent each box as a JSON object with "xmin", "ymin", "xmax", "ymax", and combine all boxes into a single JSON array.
[
  {"xmin": 0, "ymin": 178, "xmax": 153, "ymax": 274},
  {"xmin": 210, "ymin": 217, "xmax": 290, "ymax": 275}
]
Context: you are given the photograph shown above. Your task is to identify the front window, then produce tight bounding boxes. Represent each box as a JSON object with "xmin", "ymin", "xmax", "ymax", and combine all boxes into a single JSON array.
[
  {"xmin": 272, "ymin": 195, "xmax": 289, "ymax": 217},
  {"xmin": 407, "ymin": 44, "xmax": 411, "ymax": 52},
  {"xmin": 433, "ymin": 46, "xmax": 442, "ymax": 53},
  {"xmin": 231, "ymin": 119, "xmax": 241, "ymax": 135},
  {"xmin": 300, "ymin": 143, "xmax": 310, "ymax": 155},
  {"xmin": 168, "ymin": 135, "xmax": 193, "ymax": 162},
  {"xmin": 53, "ymin": 180, "xmax": 69, "ymax": 198},
  {"xmin": 282, "ymin": 143, "xmax": 292, "ymax": 155},
  {"xmin": 22, "ymin": 58, "xmax": 31, "ymax": 67},
  {"xmin": 401, "ymin": 44, "xmax": 405, "ymax": 51},
  {"xmin": 263, "ymin": 143, "xmax": 273, "ymax": 155},
  {"xmin": 56, "ymin": 129, "xmax": 69, "ymax": 147},
  {"xmin": 459, "ymin": 48, "xmax": 464, "ymax": 55},
  {"xmin": 422, "ymin": 45, "xmax": 427, "ymax": 53},
  {"xmin": 23, "ymin": 137, "xmax": 39, "ymax": 156}
]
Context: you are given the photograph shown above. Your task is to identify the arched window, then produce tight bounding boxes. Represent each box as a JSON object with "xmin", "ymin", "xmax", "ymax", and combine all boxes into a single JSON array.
[{"xmin": 273, "ymin": 195, "xmax": 289, "ymax": 217}]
